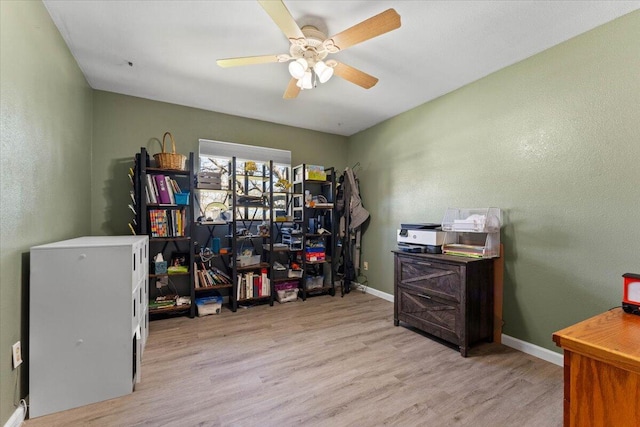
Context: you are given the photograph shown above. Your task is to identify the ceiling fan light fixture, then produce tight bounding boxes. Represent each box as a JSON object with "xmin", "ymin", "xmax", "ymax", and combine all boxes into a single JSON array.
[
  {"xmin": 314, "ymin": 60, "xmax": 334, "ymax": 84},
  {"xmin": 288, "ymin": 58, "xmax": 308, "ymax": 79},
  {"xmin": 296, "ymin": 70, "xmax": 313, "ymax": 90}
]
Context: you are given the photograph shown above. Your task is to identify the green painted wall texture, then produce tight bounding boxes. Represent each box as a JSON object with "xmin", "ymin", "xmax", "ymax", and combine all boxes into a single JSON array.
[
  {"xmin": 90, "ymin": 91, "xmax": 348, "ymax": 236},
  {"xmin": 2, "ymin": 3, "xmax": 639, "ymax": 424},
  {"xmin": 0, "ymin": 1, "xmax": 93, "ymax": 423},
  {"xmin": 347, "ymin": 10, "xmax": 640, "ymax": 352}
]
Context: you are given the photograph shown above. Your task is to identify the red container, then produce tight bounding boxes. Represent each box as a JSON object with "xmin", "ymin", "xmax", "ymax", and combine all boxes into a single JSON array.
[
  {"xmin": 622, "ymin": 273, "xmax": 640, "ymax": 315},
  {"xmin": 305, "ymin": 252, "xmax": 325, "ymax": 262}
]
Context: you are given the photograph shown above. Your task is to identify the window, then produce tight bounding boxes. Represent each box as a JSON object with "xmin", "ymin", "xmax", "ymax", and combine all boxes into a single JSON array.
[{"xmin": 197, "ymin": 139, "xmax": 292, "ymax": 221}]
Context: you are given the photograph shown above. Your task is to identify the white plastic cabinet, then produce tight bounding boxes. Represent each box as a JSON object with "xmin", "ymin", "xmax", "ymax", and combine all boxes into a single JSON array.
[{"xmin": 29, "ymin": 236, "xmax": 148, "ymax": 418}]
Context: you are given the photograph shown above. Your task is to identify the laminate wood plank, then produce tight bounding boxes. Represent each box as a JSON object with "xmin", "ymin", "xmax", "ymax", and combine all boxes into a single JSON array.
[{"xmin": 25, "ymin": 292, "xmax": 562, "ymax": 426}]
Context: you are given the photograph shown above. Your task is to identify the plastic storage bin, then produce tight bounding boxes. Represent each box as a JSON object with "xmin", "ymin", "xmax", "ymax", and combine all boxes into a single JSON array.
[
  {"xmin": 441, "ymin": 207, "xmax": 502, "ymax": 259},
  {"xmin": 196, "ymin": 296, "xmax": 222, "ymax": 316},
  {"xmin": 175, "ymin": 192, "xmax": 190, "ymax": 205},
  {"xmin": 237, "ymin": 254, "xmax": 261, "ymax": 267},
  {"xmin": 275, "ymin": 281, "xmax": 299, "ymax": 303},
  {"xmin": 305, "ymin": 275, "xmax": 324, "ymax": 289},
  {"xmin": 294, "ymin": 165, "xmax": 326, "ymax": 181},
  {"xmin": 288, "ymin": 269, "xmax": 303, "ymax": 278},
  {"xmin": 441, "ymin": 208, "xmax": 502, "ymax": 232},
  {"xmin": 442, "ymin": 232, "xmax": 501, "ymax": 258}
]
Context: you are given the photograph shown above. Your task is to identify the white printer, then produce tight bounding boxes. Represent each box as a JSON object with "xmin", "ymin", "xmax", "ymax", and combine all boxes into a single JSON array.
[{"xmin": 397, "ymin": 223, "xmax": 446, "ymax": 254}]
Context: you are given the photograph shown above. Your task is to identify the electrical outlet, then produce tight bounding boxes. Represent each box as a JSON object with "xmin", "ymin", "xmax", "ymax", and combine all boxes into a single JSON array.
[
  {"xmin": 12, "ymin": 341, "xmax": 22, "ymax": 369},
  {"xmin": 363, "ymin": 261, "xmax": 369, "ymax": 271}
]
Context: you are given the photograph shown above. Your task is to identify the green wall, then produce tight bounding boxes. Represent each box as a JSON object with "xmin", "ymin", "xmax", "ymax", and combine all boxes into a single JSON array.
[
  {"xmin": 1, "ymin": 3, "xmax": 637, "ymax": 423},
  {"xmin": 0, "ymin": 1, "xmax": 93, "ymax": 424},
  {"xmin": 91, "ymin": 91, "xmax": 348, "ymax": 236},
  {"xmin": 348, "ymin": 11, "xmax": 640, "ymax": 352}
]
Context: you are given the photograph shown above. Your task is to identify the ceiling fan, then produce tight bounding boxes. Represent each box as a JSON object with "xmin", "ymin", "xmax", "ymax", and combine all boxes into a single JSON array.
[{"xmin": 217, "ymin": 0, "xmax": 401, "ymax": 99}]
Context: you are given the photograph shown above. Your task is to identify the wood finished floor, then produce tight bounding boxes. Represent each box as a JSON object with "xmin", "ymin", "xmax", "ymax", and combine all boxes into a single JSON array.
[{"xmin": 24, "ymin": 292, "xmax": 563, "ymax": 427}]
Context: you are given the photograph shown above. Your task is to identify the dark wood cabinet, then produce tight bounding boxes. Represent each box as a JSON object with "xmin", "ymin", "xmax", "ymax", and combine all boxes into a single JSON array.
[{"xmin": 393, "ymin": 251, "xmax": 494, "ymax": 357}]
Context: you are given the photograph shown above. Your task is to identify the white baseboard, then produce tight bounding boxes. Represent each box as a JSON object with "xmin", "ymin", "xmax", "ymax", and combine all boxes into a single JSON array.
[
  {"xmin": 4, "ymin": 402, "xmax": 26, "ymax": 427},
  {"xmin": 353, "ymin": 283, "xmax": 394, "ymax": 302},
  {"xmin": 354, "ymin": 285, "xmax": 564, "ymax": 367},
  {"xmin": 501, "ymin": 334, "xmax": 563, "ymax": 366}
]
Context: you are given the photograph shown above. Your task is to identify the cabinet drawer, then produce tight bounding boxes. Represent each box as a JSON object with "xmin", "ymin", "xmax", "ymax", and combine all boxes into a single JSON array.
[
  {"xmin": 397, "ymin": 256, "xmax": 461, "ymax": 302},
  {"xmin": 397, "ymin": 285, "xmax": 459, "ymax": 344}
]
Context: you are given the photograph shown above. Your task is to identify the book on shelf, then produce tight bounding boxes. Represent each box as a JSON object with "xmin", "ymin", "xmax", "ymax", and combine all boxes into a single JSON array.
[
  {"xmin": 212, "ymin": 267, "xmax": 232, "ymax": 283},
  {"xmin": 246, "ymin": 272, "xmax": 253, "ymax": 299},
  {"xmin": 261, "ymin": 268, "xmax": 269, "ymax": 296},
  {"xmin": 194, "ymin": 262, "xmax": 200, "ymax": 288},
  {"xmin": 145, "ymin": 174, "xmax": 158, "ymax": 204},
  {"xmin": 154, "ymin": 174, "xmax": 172, "ymax": 204},
  {"xmin": 170, "ymin": 179, "xmax": 182, "ymax": 194},
  {"xmin": 164, "ymin": 176, "xmax": 176, "ymax": 204},
  {"xmin": 148, "ymin": 208, "xmax": 186, "ymax": 237},
  {"xmin": 149, "ymin": 177, "xmax": 181, "ymax": 202},
  {"xmin": 234, "ymin": 270, "xmax": 270, "ymax": 300},
  {"xmin": 149, "ymin": 294, "xmax": 177, "ymax": 309},
  {"xmin": 149, "ymin": 301, "xmax": 175, "ymax": 310},
  {"xmin": 198, "ymin": 262, "xmax": 209, "ymax": 286},
  {"xmin": 237, "ymin": 274, "xmax": 243, "ymax": 300}
]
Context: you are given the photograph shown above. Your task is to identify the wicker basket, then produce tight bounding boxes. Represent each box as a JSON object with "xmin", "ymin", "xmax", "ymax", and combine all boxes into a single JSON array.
[{"xmin": 154, "ymin": 132, "xmax": 186, "ymax": 170}]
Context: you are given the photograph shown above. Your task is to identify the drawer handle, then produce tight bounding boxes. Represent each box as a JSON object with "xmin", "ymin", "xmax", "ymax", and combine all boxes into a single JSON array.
[
  {"xmin": 416, "ymin": 262, "xmax": 432, "ymax": 267},
  {"xmin": 417, "ymin": 293, "xmax": 432, "ymax": 300}
]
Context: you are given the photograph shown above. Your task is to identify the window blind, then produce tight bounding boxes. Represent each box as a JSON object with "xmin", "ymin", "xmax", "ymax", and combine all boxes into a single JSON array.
[{"xmin": 199, "ymin": 139, "xmax": 291, "ymax": 165}]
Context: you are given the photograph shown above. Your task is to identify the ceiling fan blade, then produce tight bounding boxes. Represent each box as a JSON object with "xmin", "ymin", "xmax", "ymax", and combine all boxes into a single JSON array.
[
  {"xmin": 217, "ymin": 55, "xmax": 285, "ymax": 68},
  {"xmin": 258, "ymin": 0, "xmax": 305, "ymax": 42},
  {"xmin": 325, "ymin": 9, "xmax": 401, "ymax": 52},
  {"xmin": 283, "ymin": 78, "xmax": 300, "ymax": 99},
  {"xmin": 332, "ymin": 62, "xmax": 378, "ymax": 89}
]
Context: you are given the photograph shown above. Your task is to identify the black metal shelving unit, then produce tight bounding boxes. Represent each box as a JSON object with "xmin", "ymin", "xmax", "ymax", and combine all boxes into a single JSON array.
[
  {"xmin": 134, "ymin": 147, "xmax": 196, "ymax": 318},
  {"xmin": 292, "ymin": 164, "xmax": 336, "ymax": 300}
]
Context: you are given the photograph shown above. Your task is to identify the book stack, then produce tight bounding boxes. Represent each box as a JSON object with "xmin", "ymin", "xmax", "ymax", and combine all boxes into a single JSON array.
[
  {"xmin": 149, "ymin": 294, "xmax": 177, "ymax": 310},
  {"xmin": 145, "ymin": 174, "xmax": 183, "ymax": 205},
  {"xmin": 195, "ymin": 263, "xmax": 233, "ymax": 288},
  {"xmin": 148, "ymin": 208, "xmax": 187, "ymax": 237},
  {"xmin": 236, "ymin": 268, "xmax": 270, "ymax": 300}
]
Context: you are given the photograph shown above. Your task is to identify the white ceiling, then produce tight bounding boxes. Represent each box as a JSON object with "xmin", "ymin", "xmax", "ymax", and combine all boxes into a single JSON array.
[{"xmin": 43, "ymin": 1, "xmax": 639, "ymax": 136}]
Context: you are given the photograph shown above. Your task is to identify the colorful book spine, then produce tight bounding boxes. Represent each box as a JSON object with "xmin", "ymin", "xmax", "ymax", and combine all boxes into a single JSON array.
[
  {"xmin": 164, "ymin": 175, "xmax": 176, "ymax": 204},
  {"xmin": 261, "ymin": 269, "xmax": 269, "ymax": 296},
  {"xmin": 145, "ymin": 174, "xmax": 158, "ymax": 204},
  {"xmin": 154, "ymin": 175, "xmax": 171, "ymax": 204}
]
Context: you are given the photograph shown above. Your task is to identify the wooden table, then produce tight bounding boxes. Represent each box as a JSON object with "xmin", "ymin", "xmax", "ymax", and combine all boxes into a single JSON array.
[{"xmin": 552, "ymin": 308, "xmax": 640, "ymax": 427}]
